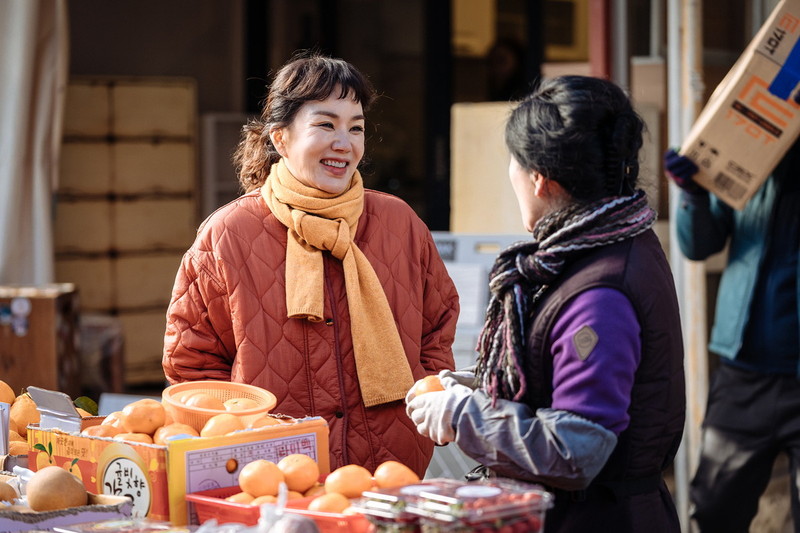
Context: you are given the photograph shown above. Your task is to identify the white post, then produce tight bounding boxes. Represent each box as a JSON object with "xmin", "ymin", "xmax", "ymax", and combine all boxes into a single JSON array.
[{"xmin": 667, "ymin": 0, "xmax": 708, "ymax": 531}]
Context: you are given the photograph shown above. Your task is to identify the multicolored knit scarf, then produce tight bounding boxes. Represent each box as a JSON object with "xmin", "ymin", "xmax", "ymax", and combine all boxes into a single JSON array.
[{"xmin": 475, "ymin": 190, "xmax": 656, "ymax": 404}]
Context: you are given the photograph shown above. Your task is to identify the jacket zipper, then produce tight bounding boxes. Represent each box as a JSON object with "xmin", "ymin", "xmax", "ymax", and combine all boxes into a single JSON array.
[{"xmin": 324, "ymin": 254, "xmax": 350, "ymax": 465}]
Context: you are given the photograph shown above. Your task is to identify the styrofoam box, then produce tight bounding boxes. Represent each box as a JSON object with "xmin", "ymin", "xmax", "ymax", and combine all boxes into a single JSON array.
[
  {"xmin": 59, "ymin": 143, "xmax": 112, "ymax": 195},
  {"xmin": 114, "ymin": 199, "xmax": 197, "ymax": 251},
  {"xmin": 63, "ymin": 82, "xmax": 111, "ymax": 137},
  {"xmin": 114, "ymin": 141, "xmax": 196, "ymax": 194},
  {"xmin": 55, "ymin": 257, "xmax": 114, "ymax": 311},
  {"xmin": 114, "ymin": 253, "xmax": 183, "ymax": 309},
  {"xmin": 54, "ymin": 200, "xmax": 113, "ymax": 253},
  {"xmin": 113, "ymin": 82, "xmax": 196, "ymax": 137}
]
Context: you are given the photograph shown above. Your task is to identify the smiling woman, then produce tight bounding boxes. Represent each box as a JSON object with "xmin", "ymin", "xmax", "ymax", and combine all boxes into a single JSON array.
[
  {"xmin": 269, "ymin": 95, "xmax": 366, "ymax": 195},
  {"xmin": 161, "ymin": 52, "xmax": 460, "ymax": 478}
]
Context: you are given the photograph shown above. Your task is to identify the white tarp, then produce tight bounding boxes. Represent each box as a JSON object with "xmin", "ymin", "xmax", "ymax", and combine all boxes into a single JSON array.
[{"xmin": 0, "ymin": 0, "xmax": 68, "ymax": 284}]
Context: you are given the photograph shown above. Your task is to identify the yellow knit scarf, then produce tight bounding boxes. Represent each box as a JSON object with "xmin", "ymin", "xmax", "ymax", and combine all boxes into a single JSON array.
[{"xmin": 261, "ymin": 159, "xmax": 414, "ymax": 407}]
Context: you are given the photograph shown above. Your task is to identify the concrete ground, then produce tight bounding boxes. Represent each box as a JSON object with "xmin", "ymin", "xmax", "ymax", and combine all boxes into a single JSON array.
[{"xmin": 750, "ymin": 454, "xmax": 793, "ymax": 533}]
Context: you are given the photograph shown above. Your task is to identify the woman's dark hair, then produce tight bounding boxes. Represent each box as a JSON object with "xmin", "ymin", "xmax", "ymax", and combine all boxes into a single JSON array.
[
  {"xmin": 505, "ymin": 75, "xmax": 644, "ymax": 201},
  {"xmin": 234, "ymin": 52, "xmax": 377, "ymax": 192}
]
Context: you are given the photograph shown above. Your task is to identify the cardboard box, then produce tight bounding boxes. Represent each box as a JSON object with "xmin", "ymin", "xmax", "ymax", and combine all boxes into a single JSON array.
[
  {"xmin": 681, "ymin": 0, "xmax": 800, "ymax": 210},
  {"xmin": 26, "ymin": 388, "xmax": 330, "ymax": 526},
  {"xmin": 0, "ymin": 472, "xmax": 132, "ymax": 533},
  {"xmin": 0, "ymin": 285, "xmax": 81, "ymax": 398}
]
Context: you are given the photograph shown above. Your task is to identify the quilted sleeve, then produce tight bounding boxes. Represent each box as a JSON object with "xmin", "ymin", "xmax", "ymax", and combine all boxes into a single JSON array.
[
  {"xmin": 419, "ymin": 230, "xmax": 459, "ymax": 373},
  {"xmin": 162, "ymin": 249, "xmax": 236, "ymax": 383}
]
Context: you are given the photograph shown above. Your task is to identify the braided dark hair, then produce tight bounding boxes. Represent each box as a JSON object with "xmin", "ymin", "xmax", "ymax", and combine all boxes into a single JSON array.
[{"xmin": 505, "ymin": 75, "xmax": 644, "ymax": 201}]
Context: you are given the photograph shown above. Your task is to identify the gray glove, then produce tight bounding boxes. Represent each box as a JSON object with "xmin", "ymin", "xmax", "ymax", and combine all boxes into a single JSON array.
[
  {"xmin": 406, "ymin": 378, "xmax": 473, "ymax": 445},
  {"xmin": 438, "ymin": 367, "xmax": 478, "ymax": 389}
]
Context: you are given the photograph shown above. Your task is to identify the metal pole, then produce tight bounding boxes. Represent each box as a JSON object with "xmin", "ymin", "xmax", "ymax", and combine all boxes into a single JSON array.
[
  {"xmin": 668, "ymin": 0, "xmax": 708, "ymax": 531},
  {"xmin": 611, "ymin": 0, "xmax": 630, "ymax": 89},
  {"xmin": 651, "ymin": 0, "xmax": 664, "ymax": 58}
]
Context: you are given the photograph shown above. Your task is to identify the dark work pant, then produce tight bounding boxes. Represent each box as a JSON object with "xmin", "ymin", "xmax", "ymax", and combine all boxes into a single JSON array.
[{"xmin": 690, "ymin": 364, "xmax": 800, "ymax": 533}]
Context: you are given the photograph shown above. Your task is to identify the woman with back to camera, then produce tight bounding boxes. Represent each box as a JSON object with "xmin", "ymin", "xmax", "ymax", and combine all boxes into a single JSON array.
[
  {"xmin": 163, "ymin": 52, "xmax": 459, "ymax": 477},
  {"xmin": 406, "ymin": 75, "xmax": 686, "ymax": 531}
]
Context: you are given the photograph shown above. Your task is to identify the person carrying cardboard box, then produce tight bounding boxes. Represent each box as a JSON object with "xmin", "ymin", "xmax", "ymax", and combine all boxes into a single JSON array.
[{"xmin": 665, "ymin": 142, "xmax": 800, "ymax": 532}]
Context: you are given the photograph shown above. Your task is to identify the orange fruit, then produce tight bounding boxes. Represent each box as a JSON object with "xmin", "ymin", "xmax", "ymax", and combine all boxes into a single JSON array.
[
  {"xmin": 201, "ymin": 413, "xmax": 245, "ymax": 437},
  {"xmin": 153, "ymin": 423, "xmax": 200, "ymax": 445},
  {"xmin": 121, "ymin": 399, "xmax": 166, "ymax": 435},
  {"xmin": 163, "ymin": 403, "xmax": 175, "ymax": 426},
  {"xmin": 81, "ymin": 425, "xmax": 122, "ymax": 438},
  {"xmin": 224, "ymin": 397, "xmax": 260, "ymax": 411},
  {"xmin": 238, "ymin": 459, "xmax": 284, "ymax": 498},
  {"xmin": 8, "ymin": 441, "xmax": 28, "ymax": 455},
  {"xmin": 286, "ymin": 490, "xmax": 304, "ymax": 500},
  {"xmin": 75, "ymin": 408, "xmax": 92, "ymax": 418},
  {"xmin": 0, "ymin": 380, "xmax": 15, "ymax": 406},
  {"xmin": 226, "ymin": 491, "xmax": 254, "ymax": 504},
  {"xmin": 251, "ymin": 495, "xmax": 278, "ymax": 505},
  {"xmin": 248, "ymin": 415, "xmax": 283, "ymax": 429},
  {"xmin": 408, "ymin": 375, "xmax": 444, "ymax": 398},
  {"xmin": 304, "ymin": 483, "xmax": 326, "ymax": 498},
  {"xmin": 277, "ymin": 454, "xmax": 320, "ymax": 493},
  {"xmin": 114, "ymin": 432, "xmax": 154, "ymax": 444},
  {"xmin": 183, "ymin": 392, "xmax": 225, "ymax": 411},
  {"xmin": 307, "ymin": 492, "xmax": 350, "ymax": 514},
  {"xmin": 8, "ymin": 430, "xmax": 25, "ymax": 443},
  {"xmin": 324, "ymin": 464, "xmax": 373, "ymax": 499},
  {"xmin": 8, "ymin": 417, "xmax": 18, "ymax": 434},
  {"xmin": 9, "ymin": 393, "xmax": 39, "ymax": 439},
  {"xmin": 373, "ymin": 460, "xmax": 420, "ymax": 489},
  {"xmin": 101, "ymin": 411, "xmax": 125, "ymax": 428}
]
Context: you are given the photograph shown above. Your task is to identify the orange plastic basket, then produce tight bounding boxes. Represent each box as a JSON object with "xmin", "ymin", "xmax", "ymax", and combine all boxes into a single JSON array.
[
  {"xmin": 186, "ymin": 486, "xmax": 371, "ymax": 533},
  {"xmin": 162, "ymin": 381, "xmax": 277, "ymax": 433}
]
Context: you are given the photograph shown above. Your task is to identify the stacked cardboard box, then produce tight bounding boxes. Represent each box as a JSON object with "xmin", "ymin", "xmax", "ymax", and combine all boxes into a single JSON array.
[{"xmin": 56, "ymin": 78, "xmax": 199, "ymax": 385}]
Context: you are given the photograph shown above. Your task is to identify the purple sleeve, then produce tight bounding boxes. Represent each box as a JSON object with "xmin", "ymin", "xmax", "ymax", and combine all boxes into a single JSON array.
[{"xmin": 549, "ymin": 287, "xmax": 640, "ymax": 435}]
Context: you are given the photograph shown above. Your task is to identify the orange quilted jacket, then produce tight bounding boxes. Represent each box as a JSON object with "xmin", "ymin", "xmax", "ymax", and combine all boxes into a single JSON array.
[{"xmin": 163, "ymin": 189, "xmax": 459, "ymax": 476}]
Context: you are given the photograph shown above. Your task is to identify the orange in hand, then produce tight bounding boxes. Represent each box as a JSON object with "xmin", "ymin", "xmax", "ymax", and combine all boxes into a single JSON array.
[{"xmin": 409, "ymin": 375, "xmax": 444, "ymax": 398}]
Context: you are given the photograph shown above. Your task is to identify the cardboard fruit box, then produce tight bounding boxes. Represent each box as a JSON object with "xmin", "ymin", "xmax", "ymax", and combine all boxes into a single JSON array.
[
  {"xmin": 25, "ymin": 387, "xmax": 330, "ymax": 526},
  {"xmin": 680, "ymin": 0, "xmax": 800, "ymax": 210},
  {"xmin": 0, "ymin": 471, "xmax": 132, "ymax": 532}
]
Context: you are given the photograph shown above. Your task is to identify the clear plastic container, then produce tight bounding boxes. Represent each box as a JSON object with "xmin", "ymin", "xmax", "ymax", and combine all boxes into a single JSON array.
[
  {"xmin": 351, "ymin": 482, "xmax": 446, "ymax": 533},
  {"xmin": 404, "ymin": 478, "xmax": 553, "ymax": 533}
]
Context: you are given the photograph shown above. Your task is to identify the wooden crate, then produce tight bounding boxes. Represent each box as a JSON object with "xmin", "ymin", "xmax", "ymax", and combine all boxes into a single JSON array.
[{"xmin": 0, "ymin": 284, "xmax": 80, "ymax": 398}]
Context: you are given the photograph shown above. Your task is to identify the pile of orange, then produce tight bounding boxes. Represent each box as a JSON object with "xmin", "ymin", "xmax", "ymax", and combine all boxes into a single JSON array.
[
  {"xmin": 2, "ymin": 380, "xmax": 39, "ymax": 456},
  {"xmin": 79, "ymin": 392, "xmax": 288, "ymax": 446},
  {"xmin": 225, "ymin": 454, "xmax": 421, "ymax": 514}
]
